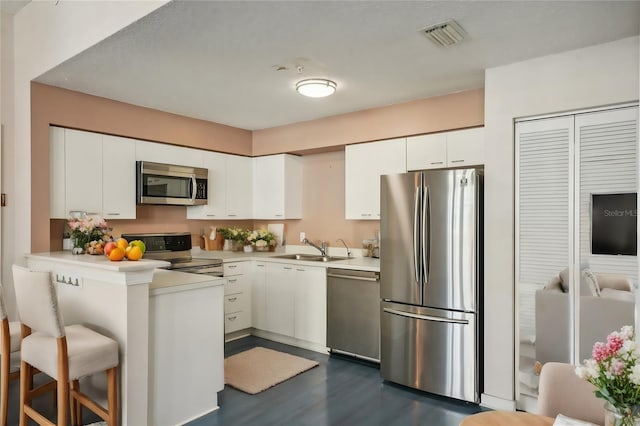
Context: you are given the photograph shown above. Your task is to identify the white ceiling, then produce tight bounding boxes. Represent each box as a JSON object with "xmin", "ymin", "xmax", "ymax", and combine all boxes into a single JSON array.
[
  {"xmin": 0, "ymin": 0, "xmax": 30, "ymax": 15},
  {"xmin": 35, "ymin": 1, "xmax": 640, "ymax": 131}
]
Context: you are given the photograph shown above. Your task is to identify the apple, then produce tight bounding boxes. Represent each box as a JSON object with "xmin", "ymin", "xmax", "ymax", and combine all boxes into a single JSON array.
[{"xmin": 104, "ymin": 241, "xmax": 117, "ymax": 256}]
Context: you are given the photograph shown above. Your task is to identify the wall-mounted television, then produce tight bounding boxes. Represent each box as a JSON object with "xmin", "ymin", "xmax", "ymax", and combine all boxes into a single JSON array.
[{"xmin": 591, "ymin": 193, "xmax": 637, "ymax": 256}]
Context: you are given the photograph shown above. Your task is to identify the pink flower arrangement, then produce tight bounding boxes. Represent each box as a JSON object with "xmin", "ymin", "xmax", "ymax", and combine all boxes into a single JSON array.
[
  {"xmin": 576, "ymin": 325, "xmax": 640, "ymax": 424},
  {"xmin": 67, "ymin": 215, "xmax": 110, "ymax": 251}
]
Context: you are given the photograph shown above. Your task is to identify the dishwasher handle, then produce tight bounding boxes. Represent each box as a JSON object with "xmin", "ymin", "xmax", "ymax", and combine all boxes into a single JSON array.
[{"xmin": 327, "ymin": 272, "xmax": 379, "ymax": 282}]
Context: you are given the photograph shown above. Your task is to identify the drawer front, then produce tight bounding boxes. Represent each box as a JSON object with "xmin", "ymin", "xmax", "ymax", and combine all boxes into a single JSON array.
[
  {"xmin": 224, "ymin": 292, "xmax": 250, "ymax": 313},
  {"xmin": 225, "ymin": 311, "xmax": 250, "ymax": 333},
  {"xmin": 224, "ymin": 261, "xmax": 248, "ymax": 277},
  {"xmin": 225, "ymin": 275, "xmax": 250, "ymax": 295}
]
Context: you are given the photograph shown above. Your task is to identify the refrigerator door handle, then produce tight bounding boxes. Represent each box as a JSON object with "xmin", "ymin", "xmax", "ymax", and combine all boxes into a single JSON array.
[
  {"xmin": 413, "ymin": 185, "xmax": 421, "ymax": 286},
  {"xmin": 383, "ymin": 308, "xmax": 469, "ymax": 325},
  {"xmin": 422, "ymin": 185, "xmax": 430, "ymax": 285}
]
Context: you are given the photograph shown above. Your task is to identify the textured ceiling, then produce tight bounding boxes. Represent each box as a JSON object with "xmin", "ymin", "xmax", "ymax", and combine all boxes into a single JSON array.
[{"xmin": 35, "ymin": 1, "xmax": 640, "ymax": 130}]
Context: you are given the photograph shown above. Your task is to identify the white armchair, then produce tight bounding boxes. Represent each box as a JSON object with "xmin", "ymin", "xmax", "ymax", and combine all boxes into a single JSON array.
[{"xmin": 535, "ymin": 270, "xmax": 634, "ymax": 364}]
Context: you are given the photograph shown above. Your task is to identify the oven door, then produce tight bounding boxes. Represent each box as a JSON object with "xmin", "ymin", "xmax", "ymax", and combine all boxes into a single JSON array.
[{"xmin": 137, "ymin": 161, "xmax": 208, "ymax": 206}]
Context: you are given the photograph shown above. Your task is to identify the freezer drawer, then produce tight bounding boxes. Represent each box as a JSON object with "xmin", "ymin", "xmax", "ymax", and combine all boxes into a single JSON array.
[{"xmin": 380, "ymin": 301, "xmax": 478, "ymax": 402}]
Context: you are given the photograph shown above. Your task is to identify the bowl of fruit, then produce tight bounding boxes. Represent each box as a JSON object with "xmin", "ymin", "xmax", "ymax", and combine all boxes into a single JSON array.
[{"xmin": 104, "ymin": 238, "xmax": 146, "ymax": 262}]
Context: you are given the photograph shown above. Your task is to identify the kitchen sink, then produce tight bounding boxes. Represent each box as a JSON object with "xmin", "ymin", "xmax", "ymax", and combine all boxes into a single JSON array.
[{"xmin": 272, "ymin": 254, "xmax": 349, "ymax": 262}]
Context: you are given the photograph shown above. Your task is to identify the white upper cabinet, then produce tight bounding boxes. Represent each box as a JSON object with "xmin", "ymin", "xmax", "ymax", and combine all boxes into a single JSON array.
[
  {"xmin": 406, "ymin": 133, "xmax": 447, "ymax": 170},
  {"xmin": 102, "ymin": 135, "xmax": 137, "ymax": 219},
  {"xmin": 50, "ymin": 128, "xmax": 137, "ymax": 219},
  {"xmin": 188, "ymin": 152, "xmax": 253, "ymax": 220},
  {"xmin": 253, "ymin": 154, "xmax": 303, "ymax": 219},
  {"xmin": 135, "ymin": 140, "xmax": 203, "ymax": 167},
  {"xmin": 345, "ymin": 138, "xmax": 406, "ymax": 220},
  {"xmin": 225, "ymin": 155, "xmax": 253, "ymax": 219},
  {"xmin": 407, "ymin": 127, "xmax": 485, "ymax": 171},
  {"xmin": 64, "ymin": 129, "xmax": 103, "ymax": 215}
]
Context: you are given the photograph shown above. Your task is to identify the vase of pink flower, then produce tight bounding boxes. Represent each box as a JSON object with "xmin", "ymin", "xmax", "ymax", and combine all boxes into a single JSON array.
[
  {"xmin": 576, "ymin": 325, "xmax": 640, "ymax": 426},
  {"xmin": 67, "ymin": 214, "xmax": 109, "ymax": 254}
]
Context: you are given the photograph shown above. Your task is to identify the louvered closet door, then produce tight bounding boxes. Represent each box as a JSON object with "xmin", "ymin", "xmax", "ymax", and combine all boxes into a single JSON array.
[
  {"xmin": 576, "ymin": 106, "xmax": 638, "ymax": 361},
  {"xmin": 516, "ymin": 116, "xmax": 573, "ymax": 352}
]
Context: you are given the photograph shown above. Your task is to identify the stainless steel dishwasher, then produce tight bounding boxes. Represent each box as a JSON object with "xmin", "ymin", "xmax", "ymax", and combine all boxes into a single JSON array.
[{"xmin": 327, "ymin": 268, "xmax": 380, "ymax": 362}]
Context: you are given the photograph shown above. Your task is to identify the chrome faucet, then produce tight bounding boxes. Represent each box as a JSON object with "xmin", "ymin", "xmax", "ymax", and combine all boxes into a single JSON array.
[
  {"xmin": 336, "ymin": 239, "xmax": 352, "ymax": 258},
  {"xmin": 303, "ymin": 238, "xmax": 327, "ymax": 257}
]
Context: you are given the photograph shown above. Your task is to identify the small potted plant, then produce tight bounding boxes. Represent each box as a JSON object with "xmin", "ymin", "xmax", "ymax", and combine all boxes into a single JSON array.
[
  {"xmin": 219, "ymin": 226, "xmax": 248, "ymax": 252},
  {"xmin": 247, "ymin": 229, "xmax": 277, "ymax": 252}
]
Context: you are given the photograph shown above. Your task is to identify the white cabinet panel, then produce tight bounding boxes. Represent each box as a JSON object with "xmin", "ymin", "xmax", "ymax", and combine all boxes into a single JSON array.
[
  {"xmin": 293, "ymin": 266, "xmax": 326, "ymax": 346},
  {"xmin": 102, "ymin": 135, "xmax": 137, "ymax": 219},
  {"xmin": 64, "ymin": 129, "xmax": 103, "ymax": 215},
  {"xmin": 345, "ymin": 138, "xmax": 406, "ymax": 219},
  {"xmin": 253, "ymin": 154, "xmax": 303, "ymax": 219},
  {"xmin": 264, "ymin": 263, "xmax": 295, "ymax": 336}
]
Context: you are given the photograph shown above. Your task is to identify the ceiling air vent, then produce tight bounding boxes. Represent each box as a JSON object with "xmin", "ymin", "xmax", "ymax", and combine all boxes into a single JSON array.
[{"xmin": 421, "ymin": 20, "xmax": 466, "ymax": 47}]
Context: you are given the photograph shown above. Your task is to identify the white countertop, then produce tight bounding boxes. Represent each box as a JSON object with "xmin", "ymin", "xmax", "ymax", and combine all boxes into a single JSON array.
[
  {"xmin": 191, "ymin": 247, "xmax": 380, "ymax": 272},
  {"xmin": 26, "ymin": 251, "xmax": 170, "ymax": 272}
]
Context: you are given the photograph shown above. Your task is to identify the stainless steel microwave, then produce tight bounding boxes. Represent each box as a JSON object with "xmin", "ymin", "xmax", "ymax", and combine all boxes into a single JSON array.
[{"xmin": 136, "ymin": 161, "xmax": 208, "ymax": 206}]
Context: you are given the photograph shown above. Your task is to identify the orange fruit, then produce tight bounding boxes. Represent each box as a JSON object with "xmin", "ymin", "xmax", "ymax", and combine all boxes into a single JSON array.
[
  {"xmin": 116, "ymin": 238, "xmax": 128, "ymax": 251},
  {"xmin": 108, "ymin": 247, "xmax": 125, "ymax": 261},
  {"xmin": 125, "ymin": 246, "xmax": 142, "ymax": 261}
]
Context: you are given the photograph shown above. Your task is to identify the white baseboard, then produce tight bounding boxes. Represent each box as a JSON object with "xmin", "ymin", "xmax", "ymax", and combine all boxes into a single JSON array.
[
  {"xmin": 480, "ymin": 393, "xmax": 516, "ymax": 411},
  {"xmin": 251, "ymin": 329, "xmax": 329, "ymax": 354}
]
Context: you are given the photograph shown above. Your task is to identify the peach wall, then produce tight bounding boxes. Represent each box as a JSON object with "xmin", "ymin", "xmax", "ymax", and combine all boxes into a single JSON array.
[
  {"xmin": 31, "ymin": 82, "xmax": 252, "ymax": 252},
  {"xmin": 252, "ymin": 88, "xmax": 484, "ymax": 155}
]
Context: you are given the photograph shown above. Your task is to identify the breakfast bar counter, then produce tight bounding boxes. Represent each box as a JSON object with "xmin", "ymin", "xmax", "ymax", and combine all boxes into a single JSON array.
[{"xmin": 24, "ymin": 252, "xmax": 225, "ymax": 426}]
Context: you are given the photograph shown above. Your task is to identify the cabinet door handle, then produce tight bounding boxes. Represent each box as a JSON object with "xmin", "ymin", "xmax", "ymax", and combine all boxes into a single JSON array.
[
  {"xmin": 228, "ymin": 214, "xmax": 237, "ymax": 217},
  {"xmin": 256, "ymin": 264, "xmax": 265, "ymax": 267},
  {"xmin": 228, "ymin": 265, "xmax": 237, "ymax": 269},
  {"xmin": 228, "ymin": 278, "xmax": 237, "ymax": 283},
  {"xmin": 430, "ymin": 161, "xmax": 444, "ymax": 165},
  {"xmin": 206, "ymin": 214, "xmax": 216, "ymax": 217},
  {"xmin": 296, "ymin": 269, "xmax": 305, "ymax": 272},
  {"xmin": 227, "ymin": 297, "xmax": 237, "ymax": 302},
  {"xmin": 106, "ymin": 213, "xmax": 120, "ymax": 216},
  {"xmin": 228, "ymin": 316, "xmax": 237, "ymax": 321},
  {"xmin": 450, "ymin": 159, "xmax": 464, "ymax": 163},
  {"xmin": 275, "ymin": 214, "xmax": 283, "ymax": 217},
  {"xmin": 284, "ymin": 267, "xmax": 293, "ymax": 270},
  {"xmin": 361, "ymin": 213, "xmax": 372, "ymax": 217}
]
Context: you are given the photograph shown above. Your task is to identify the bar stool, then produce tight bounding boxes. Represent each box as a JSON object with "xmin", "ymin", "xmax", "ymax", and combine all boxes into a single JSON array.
[
  {"xmin": 0, "ymin": 284, "xmax": 21, "ymax": 426},
  {"xmin": 12, "ymin": 265, "xmax": 119, "ymax": 426}
]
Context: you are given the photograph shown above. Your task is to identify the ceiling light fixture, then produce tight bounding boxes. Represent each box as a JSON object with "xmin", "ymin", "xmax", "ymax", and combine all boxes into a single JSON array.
[{"xmin": 296, "ymin": 78, "xmax": 337, "ymax": 98}]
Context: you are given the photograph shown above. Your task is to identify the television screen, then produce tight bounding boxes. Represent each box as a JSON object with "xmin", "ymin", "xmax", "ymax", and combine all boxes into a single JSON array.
[{"xmin": 591, "ymin": 193, "xmax": 637, "ymax": 256}]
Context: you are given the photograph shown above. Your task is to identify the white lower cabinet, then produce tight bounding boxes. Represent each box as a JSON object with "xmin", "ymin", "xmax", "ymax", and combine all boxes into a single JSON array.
[
  {"xmin": 264, "ymin": 263, "xmax": 295, "ymax": 336},
  {"xmin": 223, "ymin": 261, "xmax": 251, "ymax": 333},
  {"xmin": 252, "ymin": 261, "xmax": 326, "ymax": 347},
  {"xmin": 293, "ymin": 266, "xmax": 326, "ymax": 346}
]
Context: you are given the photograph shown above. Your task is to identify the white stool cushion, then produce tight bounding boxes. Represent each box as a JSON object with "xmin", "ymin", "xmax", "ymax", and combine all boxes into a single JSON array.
[
  {"xmin": 9, "ymin": 321, "xmax": 21, "ymax": 352},
  {"xmin": 21, "ymin": 324, "xmax": 118, "ymax": 380}
]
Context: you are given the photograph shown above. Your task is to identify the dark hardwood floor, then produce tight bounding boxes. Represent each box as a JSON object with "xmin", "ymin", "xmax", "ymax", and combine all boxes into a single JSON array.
[{"xmin": 189, "ymin": 336, "xmax": 484, "ymax": 426}]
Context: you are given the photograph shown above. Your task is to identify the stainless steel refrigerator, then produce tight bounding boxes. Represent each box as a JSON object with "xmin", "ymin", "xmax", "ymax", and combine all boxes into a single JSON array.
[{"xmin": 380, "ymin": 168, "xmax": 482, "ymax": 403}]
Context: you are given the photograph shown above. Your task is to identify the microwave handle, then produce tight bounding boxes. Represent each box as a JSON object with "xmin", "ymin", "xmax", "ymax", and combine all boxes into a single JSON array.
[{"xmin": 190, "ymin": 175, "xmax": 197, "ymax": 203}]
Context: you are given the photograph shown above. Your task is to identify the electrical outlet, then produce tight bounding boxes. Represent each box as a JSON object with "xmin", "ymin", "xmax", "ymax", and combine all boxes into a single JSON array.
[{"xmin": 299, "ymin": 232, "xmax": 306, "ymax": 242}]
